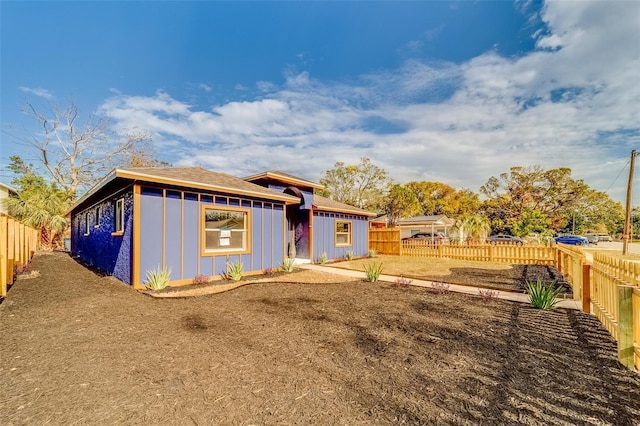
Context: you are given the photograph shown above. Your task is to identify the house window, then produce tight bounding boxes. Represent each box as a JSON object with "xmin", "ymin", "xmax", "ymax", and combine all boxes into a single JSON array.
[
  {"xmin": 84, "ymin": 212, "xmax": 90, "ymax": 235},
  {"xmin": 114, "ymin": 198, "xmax": 124, "ymax": 234},
  {"xmin": 203, "ymin": 207, "xmax": 249, "ymax": 254},
  {"xmin": 335, "ymin": 220, "xmax": 352, "ymax": 246},
  {"xmin": 95, "ymin": 206, "xmax": 101, "ymax": 228}
]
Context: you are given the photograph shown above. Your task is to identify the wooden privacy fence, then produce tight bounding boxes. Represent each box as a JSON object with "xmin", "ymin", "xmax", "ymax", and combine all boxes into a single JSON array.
[
  {"xmin": 0, "ymin": 214, "xmax": 39, "ymax": 297},
  {"xmin": 590, "ymin": 252, "xmax": 640, "ymax": 370},
  {"xmin": 369, "ymin": 228, "xmax": 401, "ymax": 255}
]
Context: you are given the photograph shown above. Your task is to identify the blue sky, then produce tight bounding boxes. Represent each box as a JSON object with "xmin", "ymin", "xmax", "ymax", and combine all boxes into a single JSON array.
[{"xmin": 1, "ymin": 1, "xmax": 639, "ymax": 203}]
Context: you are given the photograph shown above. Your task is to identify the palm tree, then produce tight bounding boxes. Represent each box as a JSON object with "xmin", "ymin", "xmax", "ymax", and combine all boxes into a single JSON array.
[
  {"xmin": 455, "ymin": 213, "xmax": 491, "ymax": 244},
  {"xmin": 2, "ymin": 176, "xmax": 72, "ymax": 250}
]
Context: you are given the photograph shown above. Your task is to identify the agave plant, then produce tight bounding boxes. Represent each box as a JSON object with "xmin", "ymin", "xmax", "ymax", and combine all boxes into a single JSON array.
[
  {"xmin": 317, "ymin": 251, "xmax": 328, "ymax": 265},
  {"xmin": 224, "ymin": 261, "xmax": 244, "ymax": 281},
  {"xmin": 145, "ymin": 266, "xmax": 172, "ymax": 290},
  {"xmin": 279, "ymin": 257, "xmax": 296, "ymax": 272},
  {"xmin": 527, "ymin": 279, "xmax": 562, "ymax": 310}
]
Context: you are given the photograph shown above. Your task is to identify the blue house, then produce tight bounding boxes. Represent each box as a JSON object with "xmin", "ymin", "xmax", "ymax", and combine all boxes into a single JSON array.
[{"xmin": 70, "ymin": 167, "xmax": 375, "ymax": 289}]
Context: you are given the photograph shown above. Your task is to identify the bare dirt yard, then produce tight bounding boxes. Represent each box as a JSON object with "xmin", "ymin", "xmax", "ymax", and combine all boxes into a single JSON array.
[{"xmin": 1, "ymin": 252, "xmax": 639, "ymax": 425}]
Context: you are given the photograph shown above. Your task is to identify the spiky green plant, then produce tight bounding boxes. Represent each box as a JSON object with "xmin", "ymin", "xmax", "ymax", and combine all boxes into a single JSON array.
[
  {"xmin": 317, "ymin": 251, "xmax": 328, "ymax": 265},
  {"xmin": 363, "ymin": 262, "xmax": 383, "ymax": 283},
  {"xmin": 367, "ymin": 249, "xmax": 378, "ymax": 258},
  {"xmin": 527, "ymin": 279, "xmax": 562, "ymax": 310},
  {"xmin": 279, "ymin": 257, "xmax": 296, "ymax": 272},
  {"xmin": 225, "ymin": 261, "xmax": 244, "ymax": 281},
  {"xmin": 145, "ymin": 266, "xmax": 172, "ymax": 290},
  {"xmin": 345, "ymin": 250, "xmax": 354, "ymax": 261}
]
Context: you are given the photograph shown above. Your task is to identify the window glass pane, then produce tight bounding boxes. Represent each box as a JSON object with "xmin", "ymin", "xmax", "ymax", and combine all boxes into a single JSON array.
[
  {"xmin": 336, "ymin": 233, "xmax": 350, "ymax": 245},
  {"xmin": 204, "ymin": 209, "xmax": 247, "ymax": 252},
  {"xmin": 335, "ymin": 220, "xmax": 352, "ymax": 246}
]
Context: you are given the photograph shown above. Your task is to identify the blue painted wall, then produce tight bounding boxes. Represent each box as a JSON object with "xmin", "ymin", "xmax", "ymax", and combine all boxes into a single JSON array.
[
  {"xmin": 312, "ymin": 211, "xmax": 370, "ymax": 261},
  {"xmin": 71, "ymin": 187, "xmax": 133, "ymax": 284},
  {"xmin": 137, "ymin": 186, "xmax": 286, "ymax": 284}
]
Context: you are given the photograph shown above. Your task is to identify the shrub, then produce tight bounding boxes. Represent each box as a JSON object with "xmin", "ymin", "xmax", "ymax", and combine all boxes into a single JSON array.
[
  {"xmin": 393, "ymin": 276, "xmax": 413, "ymax": 288},
  {"xmin": 367, "ymin": 249, "xmax": 378, "ymax": 258},
  {"xmin": 192, "ymin": 274, "xmax": 210, "ymax": 285},
  {"xmin": 224, "ymin": 261, "xmax": 244, "ymax": 281},
  {"xmin": 527, "ymin": 279, "xmax": 562, "ymax": 310},
  {"xmin": 279, "ymin": 257, "xmax": 296, "ymax": 273},
  {"xmin": 345, "ymin": 250, "xmax": 354, "ymax": 261},
  {"xmin": 431, "ymin": 281, "xmax": 450, "ymax": 294},
  {"xmin": 317, "ymin": 252, "xmax": 328, "ymax": 265},
  {"xmin": 363, "ymin": 262, "xmax": 383, "ymax": 283},
  {"xmin": 478, "ymin": 288, "xmax": 499, "ymax": 302},
  {"xmin": 145, "ymin": 266, "xmax": 172, "ymax": 291}
]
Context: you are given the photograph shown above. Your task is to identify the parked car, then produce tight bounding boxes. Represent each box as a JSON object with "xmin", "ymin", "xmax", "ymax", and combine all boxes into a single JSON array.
[
  {"xmin": 555, "ymin": 235, "xmax": 589, "ymax": 245},
  {"xmin": 487, "ymin": 234, "xmax": 525, "ymax": 245},
  {"xmin": 402, "ymin": 232, "xmax": 448, "ymax": 243},
  {"xmin": 596, "ymin": 234, "xmax": 613, "ymax": 242},
  {"xmin": 583, "ymin": 234, "xmax": 599, "ymax": 245}
]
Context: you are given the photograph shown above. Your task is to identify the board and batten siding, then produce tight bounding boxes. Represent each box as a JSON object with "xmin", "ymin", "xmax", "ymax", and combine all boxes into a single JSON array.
[
  {"xmin": 312, "ymin": 211, "xmax": 369, "ymax": 262},
  {"xmin": 137, "ymin": 186, "xmax": 286, "ymax": 286},
  {"xmin": 71, "ymin": 187, "xmax": 134, "ymax": 284}
]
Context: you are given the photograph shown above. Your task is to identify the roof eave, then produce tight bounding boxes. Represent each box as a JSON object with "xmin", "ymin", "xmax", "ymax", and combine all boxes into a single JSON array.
[{"xmin": 244, "ymin": 171, "xmax": 324, "ymax": 190}]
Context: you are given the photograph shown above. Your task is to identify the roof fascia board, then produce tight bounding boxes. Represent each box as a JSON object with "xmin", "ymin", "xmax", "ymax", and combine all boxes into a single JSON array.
[
  {"xmin": 115, "ymin": 170, "xmax": 300, "ymax": 204},
  {"xmin": 245, "ymin": 171, "xmax": 323, "ymax": 190}
]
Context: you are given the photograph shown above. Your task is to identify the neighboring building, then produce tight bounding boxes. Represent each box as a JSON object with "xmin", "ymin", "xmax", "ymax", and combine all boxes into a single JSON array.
[
  {"xmin": 70, "ymin": 167, "xmax": 375, "ymax": 289},
  {"xmin": 0, "ymin": 182, "xmax": 17, "ymax": 215},
  {"xmin": 398, "ymin": 215, "xmax": 456, "ymax": 239}
]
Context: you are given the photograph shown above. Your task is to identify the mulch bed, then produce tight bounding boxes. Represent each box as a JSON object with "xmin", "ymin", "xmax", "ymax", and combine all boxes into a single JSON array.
[{"xmin": 1, "ymin": 252, "xmax": 639, "ymax": 425}]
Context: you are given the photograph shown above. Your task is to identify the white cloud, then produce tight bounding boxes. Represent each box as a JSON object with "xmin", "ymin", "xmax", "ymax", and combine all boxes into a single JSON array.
[
  {"xmin": 99, "ymin": 0, "xmax": 640, "ymax": 203},
  {"xmin": 18, "ymin": 86, "xmax": 54, "ymax": 99}
]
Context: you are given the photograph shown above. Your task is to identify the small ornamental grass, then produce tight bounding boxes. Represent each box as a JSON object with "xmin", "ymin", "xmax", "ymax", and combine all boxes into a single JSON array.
[
  {"xmin": 317, "ymin": 252, "xmax": 328, "ymax": 265},
  {"xmin": 431, "ymin": 281, "xmax": 450, "ymax": 294},
  {"xmin": 393, "ymin": 276, "xmax": 413, "ymax": 288},
  {"xmin": 363, "ymin": 262, "xmax": 383, "ymax": 283},
  {"xmin": 192, "ymin": 274, "xmax": 210, "ymax": 285},
  {"xmin": 145, "ymin": 266, "xmax": 172, "ymax": 291},
  {"xmin": 527, "ymin": 279, "xmax": 562, "ymax": 310},
  {"xmin": 478, "ymin": 288, "xmax": 499, "ymax": 302},
  {"xmin": 367, "ymin": 249, "xmax": 378, "ymax": 258},
  {"xmin": 224, "ymin": 261, "xmax": 244, "ymax": 281},
  {"xmin": 279, "ymin": 257, "xmax": 296, "ymax": 273},
  {"xmin": 345, "ymin": 250, "xmax": 354, "ymax": 261}
]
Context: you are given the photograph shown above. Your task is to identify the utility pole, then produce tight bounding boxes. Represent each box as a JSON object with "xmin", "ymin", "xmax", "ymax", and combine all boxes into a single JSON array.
[{"xmin": 622, "ymin": 149, "xmax": 636, "ymax": 255}]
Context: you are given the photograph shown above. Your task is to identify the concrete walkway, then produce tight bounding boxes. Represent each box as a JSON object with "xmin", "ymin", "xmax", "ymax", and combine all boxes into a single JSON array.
[{"xmin": 299, "ymin": 263, "xmax": 583, "ymax": 310}]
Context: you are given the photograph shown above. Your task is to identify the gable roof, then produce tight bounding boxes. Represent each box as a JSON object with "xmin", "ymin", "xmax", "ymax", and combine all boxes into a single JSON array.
[
  {"xmin": 244, "ymin": 170, "xmax": 324, "ymax": 190},
  {"xmin": 0, "ymin": 182, "xmax": 17, "ymax": 194},
  {"xmin": 72, "ymin": 167, "xmax": 300, "ymax": 212},
  {"xmin": 312, "ymin": 194, "xmax": 377, "ymax": 217}
]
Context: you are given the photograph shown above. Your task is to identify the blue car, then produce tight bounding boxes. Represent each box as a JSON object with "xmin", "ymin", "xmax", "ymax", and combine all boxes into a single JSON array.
[{"xmin": 555, "ymin": 235, "xmax": 589, "ymax": 246}]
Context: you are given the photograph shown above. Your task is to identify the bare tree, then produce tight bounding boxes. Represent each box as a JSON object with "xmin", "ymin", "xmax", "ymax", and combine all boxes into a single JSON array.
[{"xmin": 14, "ymin": 100, "xmax": 151, "ymax": 196}]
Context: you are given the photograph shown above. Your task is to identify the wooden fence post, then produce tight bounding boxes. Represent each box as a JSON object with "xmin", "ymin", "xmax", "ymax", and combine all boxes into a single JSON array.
[
  {"xmin": 7, "ymin": 217, "xmax": 15, "ymax": 285},
  {"xmin": 557, "ymin": 249, "xmax": 562, "ymax": 272},
  {"xmin": 618, "ymin": 285, "xmax": 634, "ymax": 369},
  {"xmin": 582, "ymin": 264, "xmax": 591, "ymax": 313}
]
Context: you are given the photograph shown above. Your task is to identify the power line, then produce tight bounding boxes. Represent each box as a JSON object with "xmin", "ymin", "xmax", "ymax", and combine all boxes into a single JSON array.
[{"xmin": 605, "ymin": 159, "xmax": 630, "ymax": 193}]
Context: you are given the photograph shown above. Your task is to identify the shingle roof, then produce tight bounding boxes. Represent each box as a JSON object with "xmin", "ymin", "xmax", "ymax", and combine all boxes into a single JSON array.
[
  {"xmin": 312, "ymin": 194, "xmax": 378, "ymax": 217},
  {"xmin": 71, "ymin": 167, "xmax": 300, "ymax": 212}
]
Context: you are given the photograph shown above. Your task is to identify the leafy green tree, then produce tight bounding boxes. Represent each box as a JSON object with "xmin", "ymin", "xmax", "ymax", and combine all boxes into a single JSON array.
[
  {"xmin": 511, "ymin": 210, "xmax": 551, "ymax": 237},
  {"xmin": 319, "ymin": 157, "xmax": 390, "ymax": 211},
  {"xmin": 3, "ymin": 160, "xmax": 72, "ymax": 249},
  {"xmin": 479, "ymin": 166, "xmax": 619, "ymax": 234},
  {"xmin": 405, "ymin": 181, "xmax": 480, "ymax": 217},
  {"xmin": 382, "ymin": 184, "xmax": 421, "ymax": 227}
]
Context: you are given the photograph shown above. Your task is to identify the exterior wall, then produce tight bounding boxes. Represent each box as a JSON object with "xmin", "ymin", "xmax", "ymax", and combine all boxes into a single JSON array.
[
  {"xmin": 71, "ymin": 187, "xmax": 134, "ymax": 284},
  {"xmin": 0, "ymin": 185, "xmax": 13, "ymax": 215},
  {"xmin": 137, "ymin": 186, "xmax": 286, "ymax": 286},
  {"xmin": 312, "ymin": 211, "xmax": 369, "ymax": 261}
]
